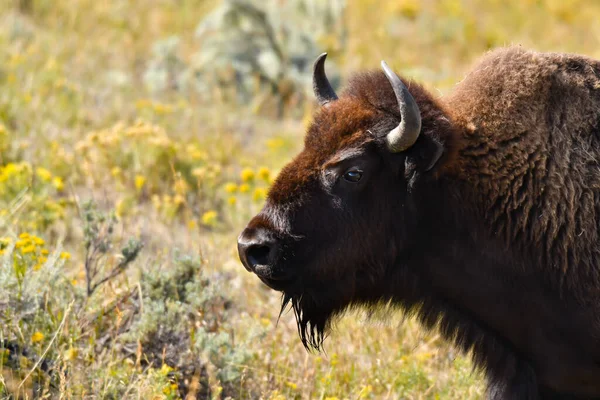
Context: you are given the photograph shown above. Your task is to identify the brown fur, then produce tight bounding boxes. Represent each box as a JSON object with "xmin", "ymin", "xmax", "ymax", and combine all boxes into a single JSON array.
[
  {"xmin": 449, "ymin": 47, "xmax": 600, "ymax": 298},
  {"xmin": 238, "ymin": 46, "xmax": 600, "ymax": 399}
]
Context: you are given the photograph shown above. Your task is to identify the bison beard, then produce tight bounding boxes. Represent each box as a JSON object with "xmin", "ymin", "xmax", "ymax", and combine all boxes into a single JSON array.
[
  {"xmin": 281, "ymin": 288, "xmax": 382, "ymax": 352},
  {"xmin": 238, "ymin": 46, "xmax": 600, "ymax": 399},
  {"xmin": 280, "ymin": 293, "xmax": 328, "ymax": 351},
  {"xmin": 279, "ymin": 271, "xmax": 360, "ymax": 352}
]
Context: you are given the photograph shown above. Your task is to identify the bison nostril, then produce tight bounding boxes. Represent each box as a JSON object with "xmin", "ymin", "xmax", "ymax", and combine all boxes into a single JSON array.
[
  {"xmin": 237, "ymin": 227, "xmax": 280, "ymax": 274},
  {"xmin": 247, "ymin": 244, "xmax": 272, "ymax": 267}
]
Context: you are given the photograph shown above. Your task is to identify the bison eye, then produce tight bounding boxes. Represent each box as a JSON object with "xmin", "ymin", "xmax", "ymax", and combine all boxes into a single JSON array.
[{"xmin": 343, "ymin": 169, "xmax": 363, "ymax": 183}]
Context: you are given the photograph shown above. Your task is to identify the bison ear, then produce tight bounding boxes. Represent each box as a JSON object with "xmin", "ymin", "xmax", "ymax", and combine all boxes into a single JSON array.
[
  {"xmin": 400, "ymin": 137, "xmax": 445, "ymax": 190},
  {"xmin": 421, "ymin": 137, "xmax": 444, "ymax": 172},
  {"xmin": 384, "ymin": 135, "xmax": 446, "ymax": 191}
]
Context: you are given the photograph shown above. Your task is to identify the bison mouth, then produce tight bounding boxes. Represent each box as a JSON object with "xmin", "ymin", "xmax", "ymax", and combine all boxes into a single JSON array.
[
  {"xmin": 257, "ymin": 273, "xmax": 296, "ymax": 292},
  {"xmin": 252, "ymin": 261, "xmax": 299, "ymax": 292}
]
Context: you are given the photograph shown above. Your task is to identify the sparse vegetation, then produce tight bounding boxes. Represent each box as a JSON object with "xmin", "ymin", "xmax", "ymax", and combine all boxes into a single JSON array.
[{"xmin": 1, "ymin": 0, "xmax": 599, "ymax": 398}]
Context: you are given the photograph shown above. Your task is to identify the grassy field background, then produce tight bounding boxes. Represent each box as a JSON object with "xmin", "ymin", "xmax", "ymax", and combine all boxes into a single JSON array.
[{"xmin": 1, "ymin": 0, "xmax": 600, "ymax": 399}]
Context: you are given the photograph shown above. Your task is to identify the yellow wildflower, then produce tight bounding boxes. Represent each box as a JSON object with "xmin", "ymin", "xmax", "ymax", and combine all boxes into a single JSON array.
[
  {"xmin": 38, "ymin": 256, "xmax": 48, "ymax": 264},
  {"xmin": 31, "ymin": 332, "xmax": 44, "ymax": 343},
  {"xmin": 60, "ymin": 252, "xmax": 71, "ymax": 260},
  {"xmin": 64, "ymin": 347, "xmax": 79, "ymax": 361},
  {"xmin": 160, "ymin": 363, "xmax": 173, "ymax": 376},
  {"xmin": 358, "ymin": 385, "xmax": 373, "ymax": 398},
  {"xmin": 240, "ymin": 168, "xmax": 255, "ymax": 182},
  {"xmin": 52, "ymin": 177, "xmax": 65, "ymax": 191},
  {"xmin": 239, "ymin": 184, "xmax": 250, "ymax": 193},
  {"xmin": 189, "ymin": 150, "xmax": 207, "ymax": 160},
  {"xmin": 201, "ymin": 210, "xmax": 218, "ymax": 226},
  {"xmin": 258, "ymin": 167, "xmax": 270, "ymax": 181},
  {"xmin": 227, "ymin": 196, "xmax": 237, "ymax": 206},
  {"xmin": 330, "ymin": 353, "xmax": 339, "ymax": 367},
  {"xmin": 252, "ymin": 188, "xmax": 267, "ymax": 202},
  {"xmin": 192, "ymin": 167, "xmax": 206, "ymax": 178},
  {"xmin": 135, "ymin": 175, "xmax": 146, "ymax": 190},
  {"xmin": 174, "ymin": 178, "xmax": 188, "ymax": 194},
  {"xmin": 210, "ymin": 164, "xmax": 222, "ymax": 175},
  {"xmin": 173, "ymin": 194, "xmax": 185, "ymax": 206},
  {"xmin": 135, "ymin": 99, "xmax": 152, "ymax": 109},
  {"xmin": 115, "ymin": 198, "xmax": 128, "ymax": 218},
  {"xmin": 33, "ymin": 236, "xmax": 45, "ymax": 246},
  {"xmin": 3, "ymin": 163, "xmax": 16, "ymax": 175},
  {"xmin": 187, "ymin": 220, "xmax": 197, "ymax": 230},
  {"xmin": 0, "ymin": 249, "xmax": 5, "ymax": 256},
  {"xmin": 15, "ymin": 240, "xmax": 27, "ymax": 248},
  {"xmin": 163, "ymin": 383, "xmax": 178, "ymax": 396},
  {"xmin": 149, "ymin": 136, "xmax": 171, "ymax": 147},
  {"xmin": 19, "ymin": 355, "xmax": 30, "ymax": 369},
  {"xmin": 0, "ymin": 237, "xmax": 11, "ymax": 246},
  {"xmin": 45, "ymin": 57, "xmax": 56, "ymax": 70},
  {"xmin": 33, "ymin": 264, "xmax": 42, "ymax": 271},
  {"xmin": 224, "ymin": 182, "xmax": 238, "ymax": 193},
  {"xmin": 18, "ymin": 233, "xmax": 30, "ymax": 240},
  {"xmin": 21, "ymin": 245, "xmax": 35, "ymax": 254},
  {"xmin": 266, "ymin": 138, "xmax": 285, "ymax": 150},
  {"xmin": 285, "ymin": 381, "xmax": 298, "ymax": 390},
  {"xmin": 153, "ymin": 102, "xmax": 175, "ymax": 115},
  {"xmin": 41, "ymin": 249, "xmax": 49, "ymax": 255},
  {"xmin": 36, "ymin": 167, "xmax": 52, "ymax": 182},
  {"xmin": 111, "ymin": 166, "xmax": 122, "ymax": 177}
]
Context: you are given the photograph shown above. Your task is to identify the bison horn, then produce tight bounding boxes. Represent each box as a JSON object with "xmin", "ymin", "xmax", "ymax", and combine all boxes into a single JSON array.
[
  {"xmin": 381, "ymin": 61, "xmax": 422, "ymax": 152},
  {"xmin": 313, "ymin": 53, "xmax": 338, "ymax": 106}
]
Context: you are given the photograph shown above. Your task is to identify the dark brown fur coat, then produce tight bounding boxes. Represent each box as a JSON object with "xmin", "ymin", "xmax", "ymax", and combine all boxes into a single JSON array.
[{"xmin": 240, "ymin": 46, "xmax": 600, "ymax": 399}]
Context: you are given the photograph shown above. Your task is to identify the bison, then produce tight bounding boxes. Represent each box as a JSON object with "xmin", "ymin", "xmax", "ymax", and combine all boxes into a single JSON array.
[{"xmin": 237, "ymin": 46, "xmax": 600, "ymax": 399}]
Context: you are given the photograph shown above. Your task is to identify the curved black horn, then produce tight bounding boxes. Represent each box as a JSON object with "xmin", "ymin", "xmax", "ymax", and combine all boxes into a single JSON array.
[
  {"xmin": 381, "ymin": 61, "xmax": 422, "ymax": 152},
  {"xmin": 313, "ymin": 53, "xmax": 338, "ymax": 106}
]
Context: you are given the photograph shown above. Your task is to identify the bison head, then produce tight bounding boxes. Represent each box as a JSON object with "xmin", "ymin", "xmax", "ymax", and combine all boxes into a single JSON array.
[{"xmin": 237, "ymin": 54, "xmax": 457, "ymax": 351}]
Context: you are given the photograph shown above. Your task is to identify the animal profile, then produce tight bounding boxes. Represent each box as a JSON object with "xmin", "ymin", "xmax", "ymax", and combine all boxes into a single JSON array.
[{"xmin": 238, "ymin": 46, "xmax": 600, "ymax": 399}]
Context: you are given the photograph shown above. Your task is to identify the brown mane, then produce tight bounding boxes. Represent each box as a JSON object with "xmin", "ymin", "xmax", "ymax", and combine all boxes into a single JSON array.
[{"xmin": 447, "ymin": 46, "xmax": 600, "ymax": 299}]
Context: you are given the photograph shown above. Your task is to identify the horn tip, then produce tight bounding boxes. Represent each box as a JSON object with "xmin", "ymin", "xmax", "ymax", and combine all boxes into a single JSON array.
[
  {"xmin": 381, "ymin": 60, "xmax": 393, "ymax": 74},
  {"xmin": 314, "ymin": 53, "xmax": 328, "ymax": 70}
]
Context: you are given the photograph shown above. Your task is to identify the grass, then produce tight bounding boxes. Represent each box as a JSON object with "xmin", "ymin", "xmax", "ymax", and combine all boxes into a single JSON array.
[{"xmin": 1, "ymin": 0, "xmax": 600, "ymax": 398}]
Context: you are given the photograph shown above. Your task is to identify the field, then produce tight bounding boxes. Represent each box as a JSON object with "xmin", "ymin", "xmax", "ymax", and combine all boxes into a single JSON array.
[{"xmin": 1, "ymin": 0, "xmax": 600, "ymax": 398}]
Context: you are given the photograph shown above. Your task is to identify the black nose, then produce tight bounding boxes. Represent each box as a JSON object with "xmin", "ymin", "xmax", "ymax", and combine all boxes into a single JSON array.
[{"xmin": 237, "ymin": 227, "xmax": 278, "ymax": 273}]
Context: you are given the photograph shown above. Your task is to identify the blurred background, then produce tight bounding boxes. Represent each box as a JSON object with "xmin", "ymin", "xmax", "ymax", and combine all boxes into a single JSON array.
[{"xmin": 0, "ymin": 0, "xmax": 599, "ymax": 398}]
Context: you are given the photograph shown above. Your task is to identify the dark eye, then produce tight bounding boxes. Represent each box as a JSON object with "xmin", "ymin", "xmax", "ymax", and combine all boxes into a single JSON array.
[{"xmin": 343, "ymin": 169, "xmax": 363, "ymax": 183}]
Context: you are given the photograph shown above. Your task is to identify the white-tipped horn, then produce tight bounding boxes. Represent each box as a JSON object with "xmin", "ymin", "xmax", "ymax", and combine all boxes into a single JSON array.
[{"xmin": 381, "ymin": 61, "xmax": 422, "ymax": 152}]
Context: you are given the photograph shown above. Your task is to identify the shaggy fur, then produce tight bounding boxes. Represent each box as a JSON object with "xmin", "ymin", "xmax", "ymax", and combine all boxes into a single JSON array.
[{"xmin": 238, "ymin": 46, "xmax": 600, "ymax": 399}]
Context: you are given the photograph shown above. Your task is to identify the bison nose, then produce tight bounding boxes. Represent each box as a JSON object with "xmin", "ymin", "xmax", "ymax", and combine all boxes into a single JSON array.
[{"xmin": 237, "ymin": 227, "xmax": 278, "ymax": 273}]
